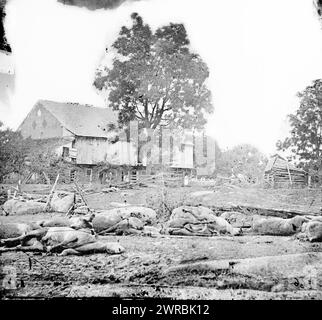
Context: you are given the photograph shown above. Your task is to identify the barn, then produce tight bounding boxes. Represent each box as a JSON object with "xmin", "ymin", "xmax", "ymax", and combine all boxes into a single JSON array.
[
  {"xmin": 264, "ymin": 154, "xmax": 307, "ymax": 188},
  {"xmin": 17, "ymin": 99, "xmax": 206, "ymax": 184}
]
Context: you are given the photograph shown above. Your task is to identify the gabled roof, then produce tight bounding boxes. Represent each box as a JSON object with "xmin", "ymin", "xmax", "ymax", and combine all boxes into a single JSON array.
[
  {"xmin": 37, "ymin": 99, "xmax": 118, "ymax": 138},
  {"xmin": 264, "ymin": 154, "xmax": 304, "ymax": 173}
]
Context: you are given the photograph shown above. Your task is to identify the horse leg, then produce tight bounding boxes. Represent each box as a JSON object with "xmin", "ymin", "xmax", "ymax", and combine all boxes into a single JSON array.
[
  {"xmin": 59, "ymin": 248, "xmax": 80, "ymax": 256},
  {"xmin": 1, "ymin": 229, "xmax": 47, "ymax": 247}
]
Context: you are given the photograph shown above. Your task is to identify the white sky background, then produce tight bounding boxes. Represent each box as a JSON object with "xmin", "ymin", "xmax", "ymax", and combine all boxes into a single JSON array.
[{"xmin": 1, "ymin": 0, "xmax": 322, "ymax": 155}]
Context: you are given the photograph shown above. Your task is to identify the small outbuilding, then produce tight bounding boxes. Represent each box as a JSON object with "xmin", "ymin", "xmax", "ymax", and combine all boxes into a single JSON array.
[{"xmin": 264, "ymin": 154, "xmax": 307, "ymax": 188}]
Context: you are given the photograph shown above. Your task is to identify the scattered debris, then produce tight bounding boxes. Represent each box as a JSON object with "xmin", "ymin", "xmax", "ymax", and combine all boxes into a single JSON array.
[
  {"xmin": 102, "ymin": 187, "xmax": 119, "ymax": 193},
  {"xmin": 73, "ymin": 205, "xmax": 90, "ymax": 215},
  {"xmin": 1, "ymin": 176, "xmax": 95, "ymax": 217}
]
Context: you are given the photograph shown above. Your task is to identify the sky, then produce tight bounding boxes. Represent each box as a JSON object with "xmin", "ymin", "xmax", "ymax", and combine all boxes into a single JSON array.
[{"xmin": 1, "ymin": 0, "xmax": 322, "ymax": 155}]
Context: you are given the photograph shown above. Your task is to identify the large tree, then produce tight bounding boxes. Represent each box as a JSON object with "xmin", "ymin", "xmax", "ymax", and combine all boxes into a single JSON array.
[
  {"xmin": 94, "ymin": 13, "xmax": 213, "ymax": 130},
  {"xmin": 276, "ymin": 79, "xmax": 322, "ymax": 172}
]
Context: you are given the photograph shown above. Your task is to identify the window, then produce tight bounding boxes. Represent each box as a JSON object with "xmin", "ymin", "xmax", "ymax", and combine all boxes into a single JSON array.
[
  {"xmin": 62, "ymin": 147, "xmax": 69, "ymax": 157},
  {"xmin": 86, "ymin": 169, "xmax": 93, "ymax": 182}
]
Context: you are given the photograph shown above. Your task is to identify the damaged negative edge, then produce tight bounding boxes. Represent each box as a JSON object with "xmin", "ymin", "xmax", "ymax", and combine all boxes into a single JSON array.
[
  {"xmin": 57, "ymin": 0, "xmax": 142, "ymax": 11},
  {"xmin": 0, "ymin": 0, "xmax": 11, "ymax": 53},
  {"xmin": 314, "ymin": 0, "xmax": 322, "ymax": 17}
]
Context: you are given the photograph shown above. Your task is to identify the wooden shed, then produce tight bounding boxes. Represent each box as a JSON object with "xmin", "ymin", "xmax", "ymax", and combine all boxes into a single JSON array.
[{"xmin": 264, "ymin": 154, "xmax": 307, "ymax": 188}]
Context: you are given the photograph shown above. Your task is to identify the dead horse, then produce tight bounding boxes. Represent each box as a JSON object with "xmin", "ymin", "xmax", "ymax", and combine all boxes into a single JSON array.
[{"xmin": 0, "ymin": 227, "xmax": 125, "ymax": 256}]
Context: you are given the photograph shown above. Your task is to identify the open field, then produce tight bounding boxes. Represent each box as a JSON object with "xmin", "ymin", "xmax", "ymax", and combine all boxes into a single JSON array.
[{"xmin": 1, "ymin": 183, "xmax": 322, "ymax": 299}]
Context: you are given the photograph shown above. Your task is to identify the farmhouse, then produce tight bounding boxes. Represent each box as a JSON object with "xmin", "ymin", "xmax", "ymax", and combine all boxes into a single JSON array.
[
  {"xmin": 18, "ymin": 100, "xmax": 214, "ymax": 183},
  {"xmin": 264, "ymin": 154, "xmax": 307, "ymax": 188}
]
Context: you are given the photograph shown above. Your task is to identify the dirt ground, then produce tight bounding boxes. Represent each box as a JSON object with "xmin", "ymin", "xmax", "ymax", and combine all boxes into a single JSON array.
[{"xmin": 1, "ymin": 183, "xmax": 322, "ymax": 299}]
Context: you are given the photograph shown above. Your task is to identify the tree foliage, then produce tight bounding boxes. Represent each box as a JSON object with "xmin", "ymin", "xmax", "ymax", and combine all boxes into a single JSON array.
[
  {"xmin": 94, "ymin": 13, "xmax": 213, "ymax": 130},
  {"xmin": 276, "ymin": 79, "xmax": 322, "ymax": 172},
  {"xmin": 24, "ymin": 138, "xmax": 74, "ymax": 182},
  {"xmin": 0, "ymin": 121, "xmax": 26, "ymax": 181},
  {"xmin": 215, "ymin": 144, "xmax": 267, "ymax": 183},
  {"xmin": 0, "ymin": 121, "xmax": 73, "ymax": 182}
]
